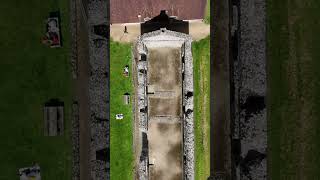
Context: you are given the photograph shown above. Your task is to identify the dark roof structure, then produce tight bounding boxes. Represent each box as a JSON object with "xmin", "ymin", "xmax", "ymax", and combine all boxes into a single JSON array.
[{"xmin": 141, "ymin": 10, "xmax": 189, "ymax": 35}]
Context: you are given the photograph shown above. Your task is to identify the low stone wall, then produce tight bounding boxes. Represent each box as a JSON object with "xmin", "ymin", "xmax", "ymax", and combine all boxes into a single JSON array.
[
  {"xmin": 70, "ymin": 0, "xmax": 78, "ymax": 79},
  {"xmin": 71, "ymin": 102, "xmax": 80, "ymax": 180},
  {"xmin": 181, "ymin": 32, "xmax": 194, "ymax": 180},
  {"xmin": 134, "ymin": 40, "xmax": 148, "ymax": 180}
]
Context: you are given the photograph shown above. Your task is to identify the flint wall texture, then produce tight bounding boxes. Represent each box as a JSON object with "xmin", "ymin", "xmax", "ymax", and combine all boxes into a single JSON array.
[
  {"xmin": 233, "ymin": 0, "xmax": 267, "ymax": 179},
  {"xmin": 88, "ymin": 0, "xmax": 109, "ymax": 179}
]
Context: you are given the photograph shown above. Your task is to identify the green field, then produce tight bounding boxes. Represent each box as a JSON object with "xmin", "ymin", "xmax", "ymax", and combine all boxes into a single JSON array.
[
  {"xmin": 192, "ymin": 36, "xmax": 210, "ymax": 180},
  {"xmin": 0, "ymin": 0, "xmax": 72, "ymax": 179},
  {"xmin": 268, "ymin": 0, "xmax": 320, "ymax": 179},
  {"xmin": 204, "ymin": 0, "xmax": 210, "ymax": 24},
  {"xmin": 110, "ymin": 41, "xmax": 134, "ymax": 180}
]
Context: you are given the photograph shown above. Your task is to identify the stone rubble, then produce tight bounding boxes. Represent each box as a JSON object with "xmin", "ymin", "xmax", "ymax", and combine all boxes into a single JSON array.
[{"xmin": 137, "ymin": 60, "xmax": 148, "ymax": 132}]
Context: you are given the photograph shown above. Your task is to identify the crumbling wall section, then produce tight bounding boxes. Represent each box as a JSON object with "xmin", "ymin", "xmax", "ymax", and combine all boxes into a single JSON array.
[
  {"xmin": 135, "ymin": 33, "xmax": 149, "ymax": 180},
  {"xmin": 182, "ymin": 34, "xmax": 194, "ymax": 180}
]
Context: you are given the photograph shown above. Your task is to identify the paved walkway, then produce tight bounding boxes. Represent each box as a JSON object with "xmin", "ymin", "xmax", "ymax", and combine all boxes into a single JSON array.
[
  {"xmin": 110, "ymin": 20, "xmax": 210, "ymax": 43},
  {"xmin": 110, "ymin": 23, "xmax": 140, "ymax": 43}
]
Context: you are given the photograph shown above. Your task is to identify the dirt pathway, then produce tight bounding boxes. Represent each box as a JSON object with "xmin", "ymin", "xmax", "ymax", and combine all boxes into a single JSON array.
[
  {"xmin": 72, "ymin": 0, "xmax": 91, "ymax": 179},
  {"xmin": 211, "ymin": 0, "xmax": 231, "ymax": 178},
  {"xmin": 189, "ymin": 20, "xmax": 210, "ymax": 41},
  {"xmin": 111, "ymin": 23, "xmax": 141, "ymax": 43}
]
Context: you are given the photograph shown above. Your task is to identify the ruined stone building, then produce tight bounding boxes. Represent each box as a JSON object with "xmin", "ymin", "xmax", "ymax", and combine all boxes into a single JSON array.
[{"xmin": 133, "ymin": 12, "xmax": 195, "ymax": 180}]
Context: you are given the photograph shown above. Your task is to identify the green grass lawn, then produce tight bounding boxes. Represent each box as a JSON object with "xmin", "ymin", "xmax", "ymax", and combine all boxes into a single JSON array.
[
  {"xmin": 204, "ymin": 0, "xmax": 210, "ymax": 24},
  {"xmin": 192, "ymin": 36, "xmax": 210, "ymax": 180},
  {"xmin": 268, "ymin": 0, "xmax": 320, "ymax": 179},
  {"xmin": 110, "ymin": 41, "xmax": 134, "ymax": 180},
  {"xmin": 0, "ymin": 0, "xmax": 72, "ymax": 179}
]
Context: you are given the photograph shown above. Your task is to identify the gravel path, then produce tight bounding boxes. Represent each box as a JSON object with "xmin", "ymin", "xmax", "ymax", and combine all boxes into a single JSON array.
[{"xmin": 70, "ymin": 0, "xmax": 91, "ymax": 179}]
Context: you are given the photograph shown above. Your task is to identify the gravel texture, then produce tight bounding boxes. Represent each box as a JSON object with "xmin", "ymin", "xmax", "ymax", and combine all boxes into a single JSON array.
[
  {"xmin": 233, "ymin": 0, "xmax": 267, "ymax": 179},
  {"xmin": 87, "ymin": 0, "xmax": 109, "ymax": 179},
  {"xmin": 70, "ymin": 0, "xmax": 78, "ymax": 79}
]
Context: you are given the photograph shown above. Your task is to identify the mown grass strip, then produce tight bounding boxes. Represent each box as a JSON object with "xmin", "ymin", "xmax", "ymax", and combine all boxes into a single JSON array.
[
  {"xmin": 110, "ymin": 41, "xmax": 134, "ymax": 180},
  {"xmin": 192, "ymin": 36, "xmax": 210, "ymax": 180},
  {"xmin": 204, "ymin": 0, "xmax": 210, "ymax": 24}
]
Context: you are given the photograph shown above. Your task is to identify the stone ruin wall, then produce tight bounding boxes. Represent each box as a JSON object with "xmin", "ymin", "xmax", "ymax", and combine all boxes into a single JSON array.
[
  {"xmin": 135, "ymin": 29, "xmax": 195, "ymax": 180},
  {"xmin": 88, "ymin": 0, "xmax": 109, "ymax": 179}
]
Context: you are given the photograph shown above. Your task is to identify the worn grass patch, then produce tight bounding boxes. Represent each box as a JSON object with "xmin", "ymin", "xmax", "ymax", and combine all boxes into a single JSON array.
[
  {"xmin": 0, "ymin": 0, "xmax": 72, "ymax": 179},
  {"xmin": 192, "ymin": 36, "xmax": 210, "ymax": 180},
  {"xmin": 267, "ymin": 0, "xmax": 320, "ymax": 179},
  {"xmin": 110, "ymin": 41, "xmax": 134, "ymax": 180}
]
